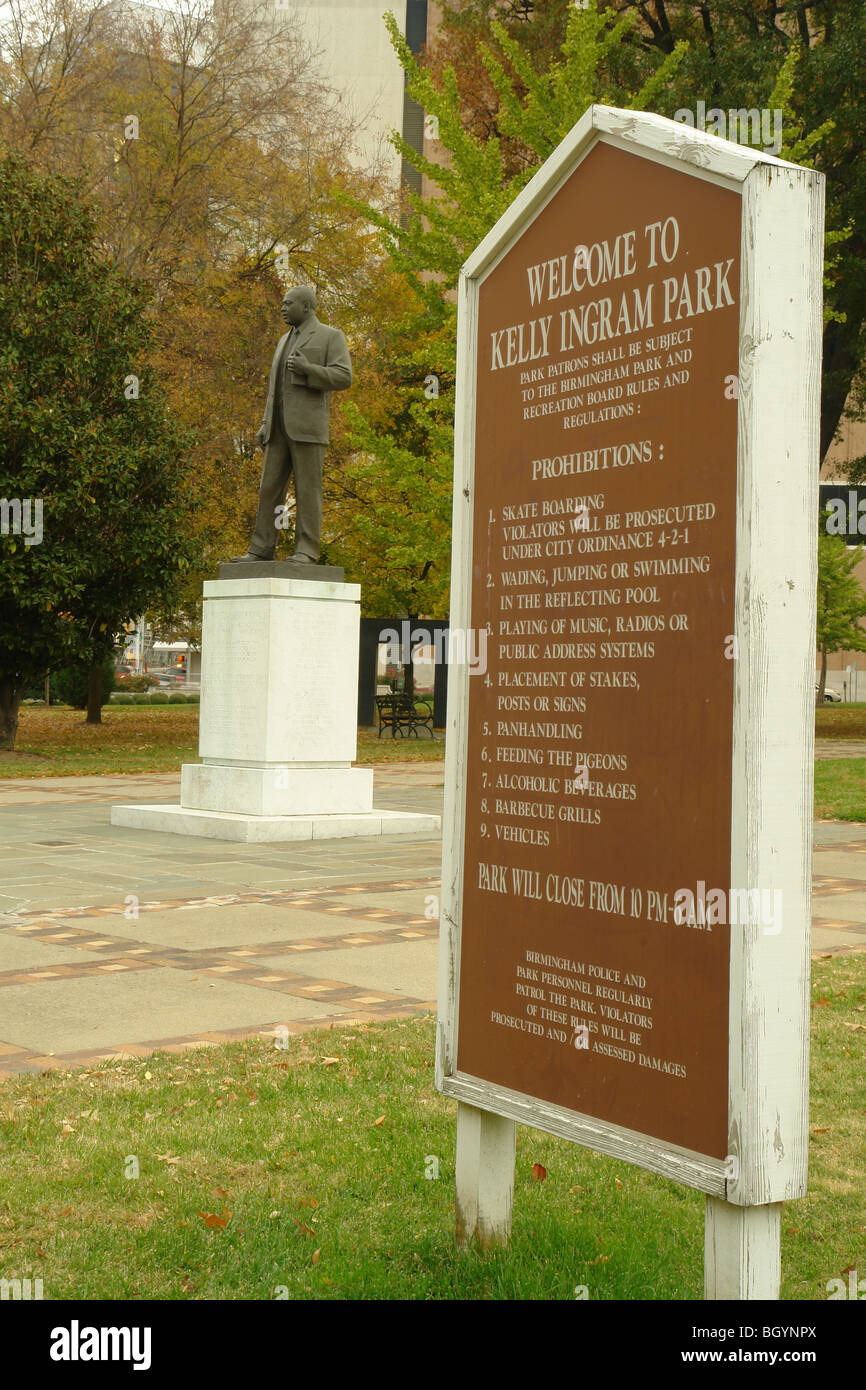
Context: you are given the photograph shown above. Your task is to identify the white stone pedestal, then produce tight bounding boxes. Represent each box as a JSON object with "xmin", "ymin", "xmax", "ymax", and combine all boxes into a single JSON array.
[{"xmin": 111, "ymin": 576, "xmax": 440, "ymax": 842}]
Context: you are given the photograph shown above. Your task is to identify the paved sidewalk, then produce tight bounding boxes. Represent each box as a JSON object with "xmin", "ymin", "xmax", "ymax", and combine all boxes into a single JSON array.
[
  {"xmin": 815, "ymin": 739, "xmax": 866, "ymax": 759},
  {"xmin": 0, "ymin": 768, "xmax": 863, "ymax": 1078}
]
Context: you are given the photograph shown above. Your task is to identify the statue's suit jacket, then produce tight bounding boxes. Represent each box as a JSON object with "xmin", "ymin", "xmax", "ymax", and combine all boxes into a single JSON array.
[{"xmin": 260, "ymin": 315, "xmax": 352, "ymax": 446}]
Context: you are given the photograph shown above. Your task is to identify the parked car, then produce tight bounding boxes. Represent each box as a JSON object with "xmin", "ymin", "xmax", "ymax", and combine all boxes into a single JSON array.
[
  {"xmin": 816, "ymin": 683, "xmax": 842, "ymax": 703},
  {"xmin": 148, "ymin": 671, "xmax": 185, "ymax": 688}
]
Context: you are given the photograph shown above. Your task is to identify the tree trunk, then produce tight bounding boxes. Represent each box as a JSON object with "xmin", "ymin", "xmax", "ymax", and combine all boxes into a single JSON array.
[
  {"xmin": 86, "ymin": 662, "xmax": 103, "ymax": 725},
  {"xmin": 0, "ymin": 676, "xmax": 22, "ymax": 750},
  {"xmin": 818, "ymin": 647, "xmax": 828, "ymax": 705},
  {"xmin": 44, "ymin": 671, "xmax": 50, "ymax": 706}
]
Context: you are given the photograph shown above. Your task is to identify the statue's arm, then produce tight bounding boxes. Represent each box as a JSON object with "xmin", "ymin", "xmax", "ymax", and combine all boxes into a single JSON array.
[{"xmin": 302, "ymin": 330, "xmax": 352, "ymax": 393}]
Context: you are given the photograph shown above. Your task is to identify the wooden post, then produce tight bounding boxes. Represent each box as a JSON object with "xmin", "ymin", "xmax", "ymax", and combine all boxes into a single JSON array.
[
  {"xmin": 455, "ymin": 1102, "xmax": 516, "ymax": 1249},
  {"xmin": 704, "ymin": 1197, "xmax": 781, "ymax": 1300}
]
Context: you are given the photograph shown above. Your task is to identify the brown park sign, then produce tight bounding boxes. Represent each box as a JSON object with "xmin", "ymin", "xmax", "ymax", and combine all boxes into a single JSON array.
[
  {"xmin": 460, "ymin": 139, "xmax": 739, "ymax": 1160},
  {"xmin": 437, "ymin": 107, "xmax": 824, "ymax": 1285}
]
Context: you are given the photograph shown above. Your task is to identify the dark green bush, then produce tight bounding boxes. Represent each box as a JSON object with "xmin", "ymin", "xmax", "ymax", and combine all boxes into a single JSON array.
[
  {"xmin": 52, "ymin": 656, "xmax": 116, "ymax": 710},
  {"xmin": 112, "ymin": 694, "xmax": 133, "ymax": 705},
  {"xmin": 20, "ymin": 675, "xmax": 52, "ymax": 701},
  {"xmin": 148, "ymin": 692, "xmax": 169, "ymax": 705}
]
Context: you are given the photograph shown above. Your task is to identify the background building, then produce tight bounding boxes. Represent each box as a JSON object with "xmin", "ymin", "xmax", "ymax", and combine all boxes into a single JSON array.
[{"xmin": 270, "ymin": 1, "xmax": 441, "ymax": 185}]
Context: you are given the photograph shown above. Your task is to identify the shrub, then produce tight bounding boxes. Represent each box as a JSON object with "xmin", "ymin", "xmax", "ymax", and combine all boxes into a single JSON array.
[
  {"xmin": 115, "ymin": 673, "xmax": 150, "ymax": 692},
  {"xmin": 20, "ymin": 676, "xmax": 52, "ymax": 702},
  {"xmin": 168, "ymin": 692, "xmax": 188, "ymax": 703},
  {"xmin": 113, "ymin": 694, "xmax": 133, "ymax": 705},
  {"xmin": 130, "ymin": 694, "xmax": 150, "ymax": 705},
  {"xmin": 52, "ymin": 656, "xmax": 117, "ymax": 710},
  {"xmin": 149, "ymin": 692, "xmax": 169, "ymax": 705}
]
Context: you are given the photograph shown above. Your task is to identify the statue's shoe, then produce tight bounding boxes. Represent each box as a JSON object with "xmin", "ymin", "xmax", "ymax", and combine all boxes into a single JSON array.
[
  {"xmin": 290, "ymin": 553, "xmax": 316, "ymax": 564},
  {"xmin": 230, "ymin": 552, "xmax": 272, "ymax": 562}
]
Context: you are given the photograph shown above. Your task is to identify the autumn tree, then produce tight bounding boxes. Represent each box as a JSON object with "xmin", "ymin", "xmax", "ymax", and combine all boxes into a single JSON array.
[{"xmin": 0, "ymin": 0, "xmax": 409, "ymax": 619}]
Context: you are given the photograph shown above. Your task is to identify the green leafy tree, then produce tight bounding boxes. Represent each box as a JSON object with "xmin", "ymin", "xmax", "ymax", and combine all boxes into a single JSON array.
[
  {"xmin": 343, "ymin": 4, "xmax": 843, "ymax": 639},
  {"xmin": 339, "ymin": 5, "xmax": 686, "ymax": 631},
  {"xmin": 0, "ymin": 150, "xmax": 198, "ymax": 747},
  {"xmin": 427, "ymin": 0, "xmax": 862, "ymax": 462},
  {"xmin": 816, "ymin": 534, "xmax": 866, "ymax": 703}
]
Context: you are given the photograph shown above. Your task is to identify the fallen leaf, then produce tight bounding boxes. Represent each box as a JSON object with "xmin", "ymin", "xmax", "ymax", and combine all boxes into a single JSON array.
[
  {"xmin": 531, "ymin": 1163, "xmax": 547, "ymax": 1182},
  {"xmin": 321, "ymin": 1057, "xmax": 342, "ymax": 1066},
  {"xmin": 60, "ymin": 1124, "xmax": 74, "ymax": 1135},
  {"xmin": 144, "ymin": 1071, "xmax": 153, "ymax": 1080},
  {"xmin": 297, "ymin": 1197, "xmax": 319, "ymax": 1209},
  {"xmin": 293, "ymin": 1218, "xmax": 315, "ymax": 1238},
  {"xmin": 181, "ymin": 1275, "xmax": 195, "ymax": 1293},
  {"xmin": 198, "ymin": 1210, "xmax": 230, "ymax": 1230},
  {"xmin": 810, "ymin": 1127, "xmax": 830, "ymax": 1134},
  {"xmin": 312, "ymin": 1249, "xmax": 321, "ymax": 1265},
  {"xmin": 269, "ymin": 1211, "xmax": 280, "ymax": 1219},
  {"xmin": 372, "ymin": 1115, "xmax": 385, "ymax": 1127},
  {"xmin": 569, "ymin": 1185, "xmax": 584, "ymax": 1194},
  {"xmin": 813, "ymin": 997, "xmax": 831, "ymax": 1007},
  {"xmin": 156, "ymin": 1153, "xmax": 181, "ymax": 1165},
  {"xmin": 614, "ymin": 1177, "xmax": 623, "ymax": 1189}
]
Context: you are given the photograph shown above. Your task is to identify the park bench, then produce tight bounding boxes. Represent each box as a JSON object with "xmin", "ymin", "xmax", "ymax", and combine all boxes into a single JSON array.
[{"xmin": 375, "ymin": 692, "xmax": 435, "ymax": 739}]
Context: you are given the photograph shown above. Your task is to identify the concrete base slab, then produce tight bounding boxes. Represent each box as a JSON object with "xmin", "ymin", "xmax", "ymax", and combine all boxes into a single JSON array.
[
  {"xmin": 110, "ymin": 803, "xmax": 441, "ymax": 843},
  {"xmin": 217, "ymin": 560, "xmax": 345, "ymax": 582},
  {"xmin": 181, "ymin": 762, "xmax": 373, "ymax": 816}
]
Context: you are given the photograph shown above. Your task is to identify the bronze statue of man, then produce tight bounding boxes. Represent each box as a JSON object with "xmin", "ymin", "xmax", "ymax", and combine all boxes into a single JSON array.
[{"xmin": 233, "ymin": 285, "xmax": 352, "ymax": 564}]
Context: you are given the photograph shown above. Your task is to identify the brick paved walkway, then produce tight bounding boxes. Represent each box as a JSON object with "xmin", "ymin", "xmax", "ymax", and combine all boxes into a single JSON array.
[{"xmin": 0, "ymin": 766, "xmax": 863, "ymax": 1078}]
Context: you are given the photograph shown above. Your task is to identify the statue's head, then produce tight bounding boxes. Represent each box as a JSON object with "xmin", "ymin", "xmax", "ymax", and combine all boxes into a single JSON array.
[{"xmin": 281, "ymin": 285, "xmax": 317, "ymax": 327}]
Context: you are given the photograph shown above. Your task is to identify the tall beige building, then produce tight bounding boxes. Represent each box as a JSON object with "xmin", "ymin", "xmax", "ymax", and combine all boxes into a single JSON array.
[{"xmin": 273, "ymin": 1, "xmax": 442, "ymax": 185}]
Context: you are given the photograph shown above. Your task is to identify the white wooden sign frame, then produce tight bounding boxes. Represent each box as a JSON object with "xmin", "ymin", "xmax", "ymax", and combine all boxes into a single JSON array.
[{"xmin": 435, "ymin": 105, "xmax": 824, "ymax": 1298}]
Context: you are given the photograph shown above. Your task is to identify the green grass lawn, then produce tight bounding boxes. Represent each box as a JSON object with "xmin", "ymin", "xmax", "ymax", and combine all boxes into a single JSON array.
[
  {"xmin": 0, "ymin": 955, "xmax": 862, "ymax": 1301},
  {"xmin": 0, "ymin": 706, "xmax": 445, "ymax": 777},
  {"xmin": 7, "ymin": 704, "xmax": 866, "ymax": 782},
  {"xmin": 815, "ymin": 759, "xmax": 866, "ymax": 821},
  {"xmin": 5, "ymin": 707, "xmax": 865, "ymax": 820}
]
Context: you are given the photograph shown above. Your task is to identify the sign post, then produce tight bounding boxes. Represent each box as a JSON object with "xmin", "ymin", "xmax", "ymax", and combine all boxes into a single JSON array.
[{"xmin": 437, "ymin": 105, "xmax": 824, "ymax": 1298}]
